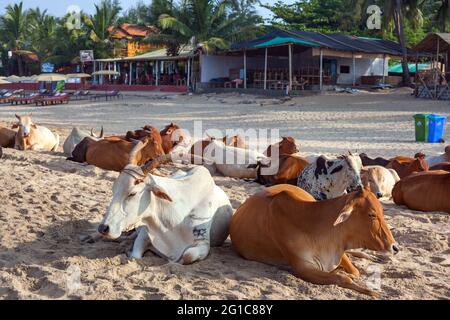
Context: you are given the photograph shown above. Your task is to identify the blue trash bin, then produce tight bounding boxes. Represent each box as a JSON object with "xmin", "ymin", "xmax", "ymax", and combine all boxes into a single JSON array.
[{"xmin": 428, "ymin": 114, "xmax": 448, "ymax": 143}]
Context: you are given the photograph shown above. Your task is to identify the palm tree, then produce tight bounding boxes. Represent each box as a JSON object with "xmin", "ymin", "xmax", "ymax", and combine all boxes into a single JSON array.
[
  {"xmin": 147, "ymin": 0, "xmax": 262, "ymax": 55},
  {"xmin": 384, "ymin": 0, "xmax": 422, "ymax": 85},
  {"xmin": 435, "ymin": 0, "xmax": 450, "ymax": 32},
  {"xmin": 0, "ymin": 2, "xmax": 29, "ymax": 75},
  {"xmin": 352, "ymin": 0, "xmax": 422, "ymax": 85},
  {"xmin": 28, "ymin": 8, "xmax": 58, "ymax": 69},
  {"xmin": 84, "ymin": 0, "xmax": 122, "ymax": 58}
]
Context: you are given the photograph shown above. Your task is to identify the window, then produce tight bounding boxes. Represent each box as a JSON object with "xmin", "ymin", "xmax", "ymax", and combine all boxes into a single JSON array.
[{"xmin": 340, "ymin": 65, "xmax": 350, "ymax": 74}]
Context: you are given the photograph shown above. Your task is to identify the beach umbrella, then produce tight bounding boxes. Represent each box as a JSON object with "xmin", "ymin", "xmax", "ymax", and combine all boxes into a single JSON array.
[
  {"xmin": 66, "ymin": 73, "xmax": 91, "ymax": 79},
  {"xmin": 19, "ymin": 76, "xmax": 37, "ymax": 82},
  {"xmin": 6, "ymin": 75, "xmax": 22, "ymax": 83},
  {"xmin": 34, "ymin": 73, "xmax": 67, "ymax": 82},
  {"xmin": 91, "ymin": 70, "xmax": 120, "ymax": 76}
]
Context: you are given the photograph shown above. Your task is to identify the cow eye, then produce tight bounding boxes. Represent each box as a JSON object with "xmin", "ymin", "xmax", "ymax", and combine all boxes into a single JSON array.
[
  {"xmin": 128, "ymin": 192, "xmax": 137, "ymax": 198},
  {"xmin": 369, "ymin": 213, "xmax": 377, "ymax": 219}
]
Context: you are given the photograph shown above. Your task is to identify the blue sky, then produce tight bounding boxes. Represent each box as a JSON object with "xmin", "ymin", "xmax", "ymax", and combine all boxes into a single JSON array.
[{"xmin": 0, "ymin": 0, "xmax": 295, "ymax": 19}]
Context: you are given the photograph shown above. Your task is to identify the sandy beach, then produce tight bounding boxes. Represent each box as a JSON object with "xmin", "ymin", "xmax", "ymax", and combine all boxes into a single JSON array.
[{"xmin": 0, "ymin": 89, "xmax": 449, "ymax": 300}]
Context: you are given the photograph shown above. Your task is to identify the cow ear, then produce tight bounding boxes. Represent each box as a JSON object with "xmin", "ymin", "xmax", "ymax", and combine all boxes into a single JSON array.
[
  {"xmin": 31, "ymin": 124, "xmax": 37, "ymax": 129},
  {"xmin": 148, "ymin": 184, "xmax": 173, "ymax": 202},
  {"xmin": 333, "ymin": 204, "xmax": 354, "ymax": 226},
  {"xmin": 11, "ymin": 123, "xmax": 19, "ymax": 129}
]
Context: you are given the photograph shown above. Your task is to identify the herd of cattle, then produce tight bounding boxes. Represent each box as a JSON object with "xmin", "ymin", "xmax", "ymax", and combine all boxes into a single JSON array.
[{"xmin": 1, "ymin": 113, "xmax": 449, "ymax": 297}]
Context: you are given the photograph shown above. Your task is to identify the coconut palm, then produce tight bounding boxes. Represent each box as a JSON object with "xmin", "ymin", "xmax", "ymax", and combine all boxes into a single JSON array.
[
  {"xmin": 0, "ymin": 2, "xmax": 29, "ymax": 75},
  {"xmin": 84, "ymin": 0, "xmax": 122, "ymax": 58},
  {"xmin": 147, "ymin": 0, "xmax": 262, "ymax": 55},
  {"xmin": 435, "ymin": 0, "xmax": 450, "ymax": 32},
  {"xmin": 352, "ymin": 0, "xmax": 422, "ymax": 85},
  {"xmin": 28, "ymin": 8, "xmax": 58, "ymax": 68}
]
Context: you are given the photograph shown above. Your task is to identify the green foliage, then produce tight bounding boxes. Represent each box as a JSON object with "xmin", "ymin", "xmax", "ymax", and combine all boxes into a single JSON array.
[
  {"xmin": 0, "ymin": 0, "xmax": 445, "ymax": 75},
  {"xmin": 145, "ymin": 0, "xmax": 264, "ymax": 54}
]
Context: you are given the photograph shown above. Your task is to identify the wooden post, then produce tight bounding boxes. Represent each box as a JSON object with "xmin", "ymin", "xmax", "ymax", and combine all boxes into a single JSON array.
[
  {"xmin": 319, "ymin": 49, "xmax": 323, "ymax": 91},
  {"xmin": 135, "ymin": 63, "xmax": 139, "ymax": 83},
  {"xmin": 244, "ymin": 50, "xmax": 247, "ymax": 89},
  {"xmin": 435, "ymin": 37, "xmax": 440, "ymax": 98},
  {"xmin": 187, "ymin": 58, "xmax": 191, "ymax": 90},
  {"xmin": 93, "ymin": 60, "xmax": 96, "ymax": 84},
  {"xmin": 264, "ymin": 47, "xmax": 268, "ymax": 90},
  {"xmin": 382, "ymin": 54, "xmax": 386, "ymax": 85},
  {"xmin": 156, "ymin": 61, "xmax": 160, "ymax": 86},
  {"xmin": 352, "ymin": 53, "xmax": 356, "ymax": 87},
  {"xmin": 129, "ymin": 62, "xmax": 132, "ymax": 85},
  {"xmin": 288, "ymin": 44, "xmax": 293, "ymax": 93}
]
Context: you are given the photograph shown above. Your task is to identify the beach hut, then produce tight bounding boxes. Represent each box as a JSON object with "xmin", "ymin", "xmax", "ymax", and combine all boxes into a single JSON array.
[
  {"xmin": 413, "ymin": 33, "xmax": 450, "ymax": 100},
  {"xmin": 198, "ymin": 29, "xmax": 415, "ymax": 93}
]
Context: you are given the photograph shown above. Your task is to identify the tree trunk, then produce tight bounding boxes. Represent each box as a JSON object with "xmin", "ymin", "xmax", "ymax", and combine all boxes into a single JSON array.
[
  {"xmin": 393, "ymin": 0, "xmax": 410, "ymax": 86},
  {"xmin": 17, "ymin": 55, "xmax": 24, "ymax": 76}
]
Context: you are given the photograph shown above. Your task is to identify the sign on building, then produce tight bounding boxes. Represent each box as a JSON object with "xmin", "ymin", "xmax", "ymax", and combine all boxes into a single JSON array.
[
  {"xmin": 80, "ymin": 50, "xmax": 94, "ymax": 63},
  {"xmin": 41, "ymin": 62, "xmax": 55, "ymax": 73}
]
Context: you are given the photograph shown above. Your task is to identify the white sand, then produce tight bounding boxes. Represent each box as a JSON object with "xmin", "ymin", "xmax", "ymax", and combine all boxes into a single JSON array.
[{"xmin": 0, "ymin": 89, "xmax": 448, "ymax": 300}]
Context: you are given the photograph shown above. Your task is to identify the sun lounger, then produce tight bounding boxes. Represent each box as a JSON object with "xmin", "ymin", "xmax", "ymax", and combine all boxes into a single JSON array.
[
  {"xmin": 10, "ymin": 94, "xmax": 41, "ymax": 105},
  {"xmin": 71, "ymin": 90, "xmax": 91, "ymax": 100},
  {"xmin": 35, "ymin": 93, "xmax": 70, "ymax": 106},
  {"xmin": 90, "ymin": 90, "xmax": 123, "ymax": 101}
]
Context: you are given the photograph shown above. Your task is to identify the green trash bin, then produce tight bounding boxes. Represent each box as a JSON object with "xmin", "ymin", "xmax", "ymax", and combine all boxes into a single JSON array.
[{"xmin": 413, "ymin": 114, "xmax": 430, "ymax": 142}]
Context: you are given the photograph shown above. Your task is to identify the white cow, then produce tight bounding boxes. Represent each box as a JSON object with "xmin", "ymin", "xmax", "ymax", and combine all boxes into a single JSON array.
[
  {"xmin": 98, "ymin": 162, "xmax": 233, "ymax": 263},
  {"xmin": 13, "ymin": 114, "xmax": 59, "ymax": 152},
  {"xmin": 361, "ymin": 165, "xmax": 400, "ymax": 199},
  {"xmin": 424, "ymin": 146, "xmax": 450, "ymax": 167},
  {"xmin": 202, "ymin": 140, "xmax": 270, "ymax": 179},
  {"xmin": 63, "ymin": 127, "xmax": 103, "ymax": 156}
]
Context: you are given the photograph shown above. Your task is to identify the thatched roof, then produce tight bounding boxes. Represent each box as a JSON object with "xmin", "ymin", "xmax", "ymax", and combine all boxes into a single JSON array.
[{"xmin": 413, "ymin": 33, "xmax": 450, "ymax": 53}]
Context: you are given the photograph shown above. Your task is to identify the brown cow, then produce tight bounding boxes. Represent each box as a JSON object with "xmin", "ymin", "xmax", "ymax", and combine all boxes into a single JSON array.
[
  {"xmin": 86, "ymin": 135, "xmax": 165, "ymax": 171},
  {"xmin": 160, "ymin": 123, "xmax": 184, "ymax": 154},
  {"xmin": 125, "ymin": 125, "xmax": 162, "ymax": 145},
  {"xmin": 264, "ymin": 137, "xmax": 298, "ymax": 157},
  {"xmin": 359, "ymin": 153, "xmax": 390, "ymax": 167},
  {"xmin": 230, "ymin": 185, "xmax": 398, "ymax": 297},
  {"xmin": 430, "ymin": 162, "xmax": 450, "ymax": 172},
  {"xmin": 0, "ymin": 126, "xmax": 16, "ymax": 148},
  {"xmin": 392, "ymin": 171, "xmax": 450, "ymax": 213},
  {"xmin": 386, "ymin": 156, "xmax": 429, "ymax": 179},
  {"xmin": 254, "ymin": 155, "xmax": 309, "ymax": 186}
]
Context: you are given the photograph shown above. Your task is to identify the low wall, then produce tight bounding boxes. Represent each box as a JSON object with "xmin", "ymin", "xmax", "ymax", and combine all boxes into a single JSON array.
[{"xmin": 0, "ymin": 83, "xmax": 188, "ymax": 93}]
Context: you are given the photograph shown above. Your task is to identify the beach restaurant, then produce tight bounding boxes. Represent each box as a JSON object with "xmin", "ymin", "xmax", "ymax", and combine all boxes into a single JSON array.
[
  {"xmin": 91, "ymin": 45, "xmax": 196, "ymax": 93},
  {"xmin": 197, "ymin": 29, "xmax": 414, "ymax": 94}
]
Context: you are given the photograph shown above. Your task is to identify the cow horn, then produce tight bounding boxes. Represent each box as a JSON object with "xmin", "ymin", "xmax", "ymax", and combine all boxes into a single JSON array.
[
  {"xmin": 90, "ymin": 128, "xmax": 95, "ymax": 137},
  {"xmin": 99, "ymin": 126, "xmax": 104, "ymax": 138},
  {"xmin": 129, "ymin": 138, "xmax": 141, "ymax": 145},
  {"xmin": 128, "ymin": 140, "xmax": 148, "ymax": 165},
  {"xmin": 15, "ymin": 114, "xmax": 20, "ymax": 120},
  {"xmin": 141, "ymin": 154, "xmax": 174, "ymax": 175}
]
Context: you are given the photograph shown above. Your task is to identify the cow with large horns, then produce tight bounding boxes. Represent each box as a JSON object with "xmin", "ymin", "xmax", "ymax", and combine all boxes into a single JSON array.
[
  {"xmin": 98, "ymin": 146, "xmax": 233, "ymax": 263},
  {"xmin": 63, "ymin": 127, "xmax": 104, "ymax": 156}
]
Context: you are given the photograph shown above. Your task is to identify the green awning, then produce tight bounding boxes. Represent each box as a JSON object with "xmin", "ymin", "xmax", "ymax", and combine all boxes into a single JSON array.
[
  {"xmin": 388, "ymin": 63, "xmax": 430, "ymax": 73},
  {"xmin": 254, "ymin": 37, "xmax": 319, "ymax": 48}
]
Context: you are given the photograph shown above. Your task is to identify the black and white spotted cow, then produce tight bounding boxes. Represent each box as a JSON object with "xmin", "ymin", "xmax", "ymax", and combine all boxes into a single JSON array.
[{"xmin": 297, "ymin": 154, "xmax": 363, "ymax": 200}]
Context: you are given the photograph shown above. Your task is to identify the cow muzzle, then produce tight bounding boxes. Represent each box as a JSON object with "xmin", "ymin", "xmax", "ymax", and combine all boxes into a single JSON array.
[
  {"xmin": 391, "ymin": 243, "xmax": 400, "ymax": 255},
  {"xmin": 98, "ymin": 224, "xmax": 110, "ymax": 236}
]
